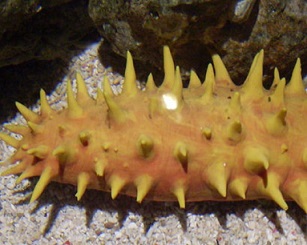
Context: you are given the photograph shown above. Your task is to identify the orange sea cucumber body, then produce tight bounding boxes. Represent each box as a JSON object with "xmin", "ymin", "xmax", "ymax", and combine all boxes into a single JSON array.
[{"xmin": 1, "ymin": 47, "xmax": 307, "ymax": 212}]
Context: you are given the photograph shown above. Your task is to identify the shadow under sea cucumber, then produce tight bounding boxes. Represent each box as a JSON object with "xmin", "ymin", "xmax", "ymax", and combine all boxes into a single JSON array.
[{"xmin": 0, "ymin": 46, "xmax": 306, "ymax": 213}]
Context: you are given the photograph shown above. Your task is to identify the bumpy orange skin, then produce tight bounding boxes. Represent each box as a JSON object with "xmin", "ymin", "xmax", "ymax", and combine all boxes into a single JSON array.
[{"xmin": 1, "ymin": 47, "xmax": 307, "ymax": 212}]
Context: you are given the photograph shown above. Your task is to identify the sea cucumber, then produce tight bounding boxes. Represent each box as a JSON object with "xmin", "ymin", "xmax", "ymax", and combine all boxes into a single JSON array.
[{"xmin": 0, "ymin": 46, "xmax": 306, "ymax": 213}]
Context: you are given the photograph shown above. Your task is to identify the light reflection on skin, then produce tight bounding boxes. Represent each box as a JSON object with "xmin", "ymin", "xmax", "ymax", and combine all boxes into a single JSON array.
[{"xmin": 162, "ymin": 93, "xmax": 178, "ymax": 110}]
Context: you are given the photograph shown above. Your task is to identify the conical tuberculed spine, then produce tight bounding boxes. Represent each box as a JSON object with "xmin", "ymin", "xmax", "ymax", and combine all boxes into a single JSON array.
[
  {"xmin": 286, "ymin": 58, "xmax": 305, "ymax": 95},
  {"xmin": 109, "ymin": 175, "xmax": 126, "ymax": 199},
  {"xmin": 39, "ymin": 89, "xmax": 53, "ymax": 117},
  {"xmin": 205, "ymin": 161, "xmax": 228, "ymax": 197},
  {"xmin": 28, "ymin": 121, "xmax": 43, "ymax": 134},
  {"xmin": 67, "ymin": 80, "xmax": 83, "ymax": 118},
  {"xmin": 146, "ymin": 73, "xmax": 156, "ymax": 91},
  {"xmin": 174, "ymin": 141, "xmax": 188, "ymax": 172},
  {"xmin": 201, "ymin": 64, "xmax": 215, "ymax": 103},
  {"xmin": 137, "ymin": 134, "xmax": 154, "ymax": 158},
  {"xmin": 228, "ymin": 178, "xmax": 248, "ymax": 199},
  {"xmin": 103, "ymin": 76, "xmax": 126, "ymax": 123},
  {"xmin": 30, "ymin": 166, "xmax": 57, "ymax": 203},
  {"xmin": 75, "ymin": 172, "xmax": 90, "ymax": 200},
  {"xmin": 257, "ymin": 172, "xmax": 288, "ymax": 210},
  {"xmin": 161, "ymin": 46, "xmax": 175, "ymax": 89},
  {"xmin": 52, "ymin": 145, "xmax": 76, "ymax": 166},
  {"xmin": 15, "ymin": 102, "xmax": 40, "ymax": 123},
  {"xmin": 16, "ymin": 166, "xmax": 41, "ymax": 184},
  {"xmin": 244, "ymin": 146, "xmax": 269, "ymax": 175},
  {"xmin": 76, "ymin": 72, "xmax": 92, "ymax": 104},
  {"xmin": 226, "ymin": 120, "xmax": 242, "ymax": 142},
  {"xmin": 242, "ymin": 50, "xmax": 264, "ymax": 99},
  {"xmin": 94, "ymin": 159, "xmax": 106, "ymax": 176},
  {"xmin": 79, "ymin": 130, "xmax": 91, "ymax": 146},
  {"xmin": 265, "ymin": 108, "xmax": 287, "ymax": 136},
  {"xmin": 189, "ymin": 70, "xmax": 201, "ymax": 88},
  {"xmin": 286, "ymin": 179, "xmax": 307, "ymax": 213},
  {"xmin": 122, "ymin": 51, "xmax": 138, "ymax": 96},
  {"xmin": 135, "ymin": 175, "xmax": 154, "ymax": 203},
  {"xmin": 212, "ymin": 54, "xmax": 232, "ymax": 84},
  {"xmin": 201, "ymin": 127, "xmax": 212, "ymax": 140},
  {"xmin": 27, "ymin": 145, "xmax": 49, "ymax": 159},
  {"xmin": 4, "ymin": 124, "xmax": 29, "ymax": 136},
  {"xmin": 0, "ymin": 133, "xmax": 20, "ymax": 148},
  {"xmin": 171, "ymin": 181, "xmax": 186, "ymax": 208},
  {"xmin": 0, "ymin": 160, "xmax": 28, "ymax": 176}
]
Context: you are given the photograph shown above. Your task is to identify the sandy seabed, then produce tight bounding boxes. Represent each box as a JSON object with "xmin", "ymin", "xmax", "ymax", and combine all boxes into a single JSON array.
[{"xmin": 0, "ymin": 41, "xmax": 306, "ymax": 245}]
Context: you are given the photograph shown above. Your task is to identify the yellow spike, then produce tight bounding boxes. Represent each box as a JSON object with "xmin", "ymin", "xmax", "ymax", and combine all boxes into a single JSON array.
[
  {"xmin": 201, "ymin": 64, "xmax": 215, "ymax": 103},
  {"xmin": 266, "ymin": 108, "xmax": 287, "ymax": 136},
  {"xmin": 229, "ymin": 92, "xmax": 241, "ymax": 113},
  {"xmin": 171, "ymin": 66, "xmax": 183, "ymax": 106},
  {"xmin": 0, "ymin": 160, "xmax": 28, "ymax": 176},
  {"xmin": 0, "ymin": 133, "xmax": 20, "ymax": 148},
  {"xmin": 171, "ymin": 181, "xmax": 186, "ymax": 208},
  {"xmin": 39, "ymin": 89, "xmax": 53, "ymax": 117},
  {"xmin": 94, "ymin": 159, "xmax": 107, "ymax": 176},
  {"xmin": 206, "ymin": 161, "xmax": 228, "ymax": 197},
  {"xmin": 4, "ymin": 124, "xmax": 29, "ymax": 136},
  {"xmin": 228, "ymin": 178, "xmax": 248, "ymax": 199},
  {"xmin": 109, "ymin": 175, "xmax": 126, "ymax": 199},
  {"xmin": 52, "ymin": 145, "xmax": 76, "ymax": 166},
  {"xmin": 137, "ymin": 134, "xmax": 154, "ymax": 158},
  {"xmin": 16, "ymin": 166, "xmax": 40, "ymax": 184},
  {"xmin": 226, "ymin": 120, "xmax": 242, "ymax": 142},
  {"xmin": 103, "ymin": 76, "xmax": 114, "ymax": 96},
  {"xmin": 286, "ymin": 58, "xmax": 304, "ymax": 95},
  {"xmin": 243, "ymin": 146, "xmax": 269, "ymax": 175},
  {"xmin": 146, "ymin": 73, "xmax": 156, "ymax": 92},
  {"xmin": 96, "ymin": 88, "xmax": 105, "ymax": 105},
  {"xmin": 122, "ymin": 51, "xmax": 138, "ymax": 96},
  {"xmin": 15, "ymin": 102, "xmax": 40, "ymax": 123},
  {"xmin": 174, "ymin": 141, "xmax": 188, "ymax": 172},
  {"xmin": 286, "ymin": 179, "xmax": 307, "ymax": 213},
  {"xmin": 242, "ymin": 50, "xmax": 264, "ymax": 99},
  {"xmin": 27, "ymin": 121, "xmax": 43, "ymax": 134},
  {"xmin": 66, "ymin": 79, "xmax": 83, "ymax": 118},
  {"xmin": 135, "ymin": 175, "xmax": 154, "ymax": 203},
  {"xmin": 162, "ymin": 46, "xmax": 175, "ymax": 89},
  {"xmin": 270, "ymin": 78, "xmax": 285, "ymax": 107},
  {"xmin": 76, "ymin": 72, "xmax": 91, "ymax": 103},
  {"xmin": 201, "ymin": 127, "xmax": 212, "ymax": 140},
  {"xmin": 103, "ymin": 77, "xmax": 126, "ymax": 123},
  {"xmin": 30, "ymin": 166, "xmax": 57, "ymax": 203},
  {"xmin": 281, "ymin": 143, "xmax": 288, "ymax": 153},
  {"xmin": 79, "ymin": 130, "xmax": 91, "ymax": 146},
  {"xmin": 75, "ymin": 172, "xmax": 90, "ymax": 201},
  {"xmin": 27, "ymin": 145, "xmax": 49, "ymax": 159},
  {"xmin": 102, "ymin": 142, "xmax": 111, "ymax": 152},
  {"xmin": 257, "ymin": 172, "xmax": 288, "ymax": 210},
  {"xmin": 212, "ymin": 54, "xmax": 232, "ymax": 84},
  {"xmin": 271, "ymin": 67, "xmax": 281, "ymax": 89},
  {"xmin": 245, "ymin": 52, "xmax": 259, "ymax": 82},
  {"xmin": 189, "ymin": 70, "xmax": 201, "ymax": 88}
]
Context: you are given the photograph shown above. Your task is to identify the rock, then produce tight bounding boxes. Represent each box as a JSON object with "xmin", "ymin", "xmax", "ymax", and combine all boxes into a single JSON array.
[
  {"xmin": 89, "ymin": 0, "xmax": 307, "ymax": 85},
  {"xmin": 0, "ymin": 0, "xmax": 99, "ymax": 122},
  {"xmin": 0, "ymin": 0, "xmax": 96, "ymax": 67}
]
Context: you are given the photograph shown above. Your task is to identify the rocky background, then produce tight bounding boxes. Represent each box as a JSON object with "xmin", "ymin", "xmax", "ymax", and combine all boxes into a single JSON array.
[{"xmin": 0, "ymin": 0, "xmax": 306, "ymax": 122}]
